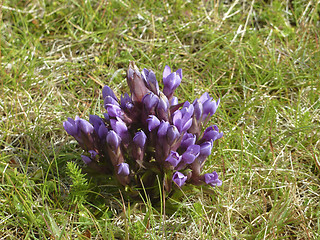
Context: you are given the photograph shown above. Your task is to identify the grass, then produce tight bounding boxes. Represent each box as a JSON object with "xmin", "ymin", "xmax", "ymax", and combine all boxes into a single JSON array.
[{"xmin": 1, "ymin": 0, "xmax": 320, "ymax": 239}]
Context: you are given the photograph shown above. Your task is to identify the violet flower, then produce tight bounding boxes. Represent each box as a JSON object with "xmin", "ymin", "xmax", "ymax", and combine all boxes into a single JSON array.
[
  {"xmin": 165, "ymin": 151, "xmax": 181, "ymax": 167},
  {"xmin": 204, "ymin": 171, "xmax": 222, "ymax": 187},
  {"xmin": 133, "ymin": 131, "xmax": 147, "ymax": 148},
  {"xmin": 202, "ymin": 125, "xmax": 223, "ymax": 142},
  {"xmin": 147, "ymin": 115, "xmax": 160, "ymax": 131},
  {"xmin": 63, "ymin": 62, "xmax": 224, "ymax": 194},
  {"xmin": 163, "ymin": 65, "xmax": 182, "ymax": 100},
  {"xmin": 172, "ymin": 171, "xmax": 187, "ymax": 187},
  {"xmin": 181, "ymin": 144, "xmax": 200, "ymax": 165},
  {"xmin": 117, "ymin": 163, "xmax": 130, "ymax": 176}
]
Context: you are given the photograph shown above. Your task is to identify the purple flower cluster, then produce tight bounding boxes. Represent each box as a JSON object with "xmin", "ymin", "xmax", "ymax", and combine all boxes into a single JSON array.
[{"xmin": 64, "ymin": 62, "xmax": 223, "ymax": 192}]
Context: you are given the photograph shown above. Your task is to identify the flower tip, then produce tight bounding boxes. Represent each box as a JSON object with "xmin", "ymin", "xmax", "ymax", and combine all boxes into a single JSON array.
[
  {"xmin": 117, "ymin": 163, "xmax": 130, "ymax": 176},
  {"xmin": 172, "ymin": 171, "xmax": 187, "ymax": 187}
]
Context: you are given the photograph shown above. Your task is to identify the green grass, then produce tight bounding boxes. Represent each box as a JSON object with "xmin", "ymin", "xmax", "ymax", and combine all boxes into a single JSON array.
[{"xmin": 1, "ymin": 0, "xmax": 320, "ymax": 239}]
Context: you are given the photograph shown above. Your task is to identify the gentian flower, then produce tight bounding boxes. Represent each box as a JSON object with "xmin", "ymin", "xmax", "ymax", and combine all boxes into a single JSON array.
[
  {"xmin": 117, "ymin": 163, "xmax": 130, "ymax": 176},
  {"xmin": 106, "ymin": 130, "xmax": 120, "ymax": 150},
  {"xmin": 172, "ymin": 171, "xmax": 187, "ymax": 187},
  {"xmin": 147, "ymin": 115, "xmax": 160, "ymax": 131},
  {"xmin": 81, "ymin": 155, "xmax": 92, "ymax": 164},
  {"xmin": 204, "ymin": 171, "xmax": 222, "ymax": 187},
  {"xmin": 127, "ymin": 62, "xmax": 150, "ymax": 102},
  {"xmin": 181, "ymin": 144, "xmax": 201, "ymax": 165},
  {"xmin": 102, "ymin": 85, "xmax": 118, "ymax": 101},
  {"xmin": 142, "ymin": 68, "xmax": 160, "ymax": 95},
  {"xmin": 200, "ymin": 141, "xmax": 213, "ymax": 157},
  {"xmin": 157, "ymin": 120, "xmax": 170, "ymax": 137},
  {"xmin": 64, "ymin": 62, "xmax": 223, "ymax": 194},
  {"xmin": 63, "ymin": 117, "xmax": 79, "ymax": 137},
  {"xmin": 133, "ymin": 131, "xmax": 147, "ymax": 148},
  {"xmin": 172, "ymin": 103, "xmax": 194, "ymax": 133},
  {"xmin": 180, "ymin": 133, "xmax": 196, "ymax": 150},
  {"xmin": 166, "ymin": 125, "xmax": 180, "ymax": 145},
  {"xmin": 163, "ymin": 65, "xmax": 182, "ymax": 100},
  {"xmin": 202, "ymin": 125, "xmax": 223, "ymax": 142},
  {"xmin": 120, "ymin": 93, "xmax": 134, "ymax": 111},
  {"xmin": 77, "ymin": 117, "xmax": 94, "ymax": 134},
  {"xmin": 165, "ymin": 151, "xmax": 181, "ymax": 167},
  {"xmin": 105, "ymin": 104, "xmax": 123, "ymax": 117},
  {"xmin": 143, "ymin": 92, "xmax": 160, "ymax": 112},
  {"xmin": 110, "ymin": 118, "xmax": 130, "ymax": 144}
]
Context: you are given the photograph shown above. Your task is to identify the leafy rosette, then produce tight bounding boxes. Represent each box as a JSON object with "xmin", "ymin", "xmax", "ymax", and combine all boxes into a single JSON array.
[{"xmin": 64, "ymin": 62, "xmax": 223, "ymax": 195}]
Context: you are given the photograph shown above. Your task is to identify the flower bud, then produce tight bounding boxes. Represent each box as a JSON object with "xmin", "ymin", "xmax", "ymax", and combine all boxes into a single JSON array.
[
  {"xmin": 127, "ymin": 62, "xmax": 149, "ymax": 102},
  {"xmin": 120, "ymin": 93, "xmax": 134, "ymax": 111},
  {"xmin": 77, "ymin": 117, "xmax": 94, "ymax": 134},
  {"xmin": 200, "ymin": 141, "xmax": 213, "ymax": 156},
  {"xmin": 157, "ymin": 120, "xmax": 170, "ymax": 137},
  {"xmin": 166, "ymin": 125, "xmax": 180, "ymax": 145},
  {"xmin": 142, "ymin": 68, "xmax": 159, "ymax": 95},
  {"xmin": 117, "ymin": 163, "xmax": 130, "ymax": 176},
  {"xmin": 105, "ymin": 104, "xmax": 123, "ymax": 117},
  {"xmin": 133, "ymin": 131, "xmax": 147, "ymax": 149},
  {"xmin": 106, "ymin": 130, "xmax": 120, "ymax": 149},
  {"xmin": 163, "ymin": 65, "xmax": 182, "ymax": 99},
  {"xmin": 142, "ymin": 92, "xmax": 160, "ymax": 112},
  {"xmin": 102, "ymin": 85, "xmax": 118, "ymax": 101},
  {"xmin": 147, "ymin": 115, "xmax": 160, "ymax": 131},
  {"xmin": 202, "ymin": 98, "xmax": 220, "ymax": 120},
  {"xmin": 63, "ymin": 117, "xmax": 78, "ymax": 136}
]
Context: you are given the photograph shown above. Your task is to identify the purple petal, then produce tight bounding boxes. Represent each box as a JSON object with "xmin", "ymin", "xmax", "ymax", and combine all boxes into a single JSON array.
[
  {"xmin": 98, "ymin": 124, "xmax": 108, "ymax": 140},
  {"xmin": 200, "ymin": 141, "xmax": 213, "ymax": 156},
  {"xmin": 81, "ymin": 155, "xmax": 92, "ymax": 164},
  {"xmin": 110, "ymin": 118, "xmax": 128, "ymax": 140},
  {"xmin": 142, "ymin": 69, "xmax": 159, "ymax": 95},
  {"xmin": 165, "ymin": 151, "xmax": 181, "ymax": 167},
  {"xmin": 166, "ymin": 125, "xmax": 180, "ymax": 145},
  {"xmin": 170, "ymin": 96, "xmax": 179, "ymax": 106},
  {"xmin": 77, "ymin": 118, "xmax": 94, "ymax": 134},
  {"xmin": 106, "ymin": 130, "xmax": 120, "ymax": 149},
  {"xmin": 105, "ymin": 104, "xmax": 123, "ymax": 117},
  {"xmin": 117, "ymin": 163, "xmax": 130, "ymax": 176},
  {"xmin": 157, "ymin": 121, "xmax": 170, "ymax": 137},
  {"xmin": 88, "ymin": 150, "xmax": 98, "ymax": 159},
  {"xmin": 147, "ymin": 115, "xmax": 160, "ymax": 131},
  {"xmin": 204, "ymin": 171, "xmax": 222, "ymax": 187},
  {"xmin": 63, "ymin": 118, "xmax": 78, "ymax": 136},
  {"xmin": 163, "ymin": 65, "xmax": 171, "ymax": 79},
  {"xmin": 133, "ymin": 131, "xmax": 147, "ymax": 148},
  {"xmin": 120, "ymin": 93, "xmax": 133, "ymax": 110},
  {"xmin": 182, "ymin": 144, "xmax": 200, "ymax": 164},
  {"xmin": 199, "ymin": 92, "xmax": 211, "ymax": 104},
  {"xmin": 172, "ymin": 171, "xmax": 187, "ymax": 187},
  {"xmin": 102, "ymin": 85, "xmax": 118, "ymax": 101},
  {"xmin": 202, "ymin": 125, "xmax": 223, "ymax": 142},
  {"xmin": 176, "ymin": 68, "xmax": 182, "ymax": 80},
  {"xmin": 142, "ymin": 92, "xmax": 160, "ymax": 111},
  {"xmin": 180, "ymin": 133, "xmax": 196, "ymax": 150}
]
